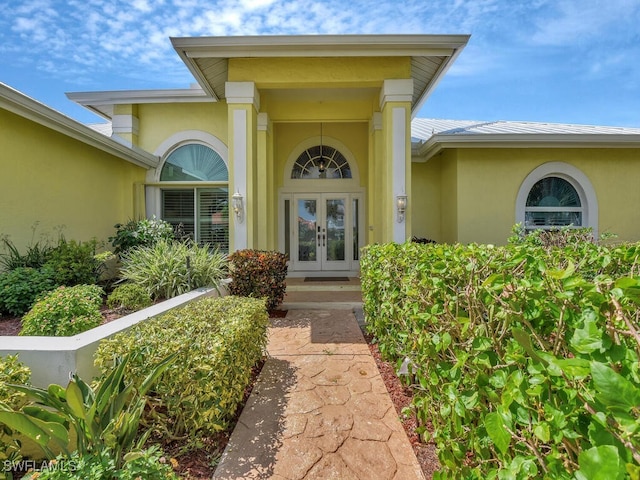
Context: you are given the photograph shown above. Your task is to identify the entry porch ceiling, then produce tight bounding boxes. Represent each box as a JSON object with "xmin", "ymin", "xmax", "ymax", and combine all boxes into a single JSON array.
[{"xmin": 171, "ymin": 34, "xmax": 469, "ymax": 116}]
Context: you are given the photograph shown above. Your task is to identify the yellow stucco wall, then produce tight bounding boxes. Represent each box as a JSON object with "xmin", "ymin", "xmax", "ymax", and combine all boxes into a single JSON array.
[
  {"xmin": 136, "ymin": 102, "xmax": 228, "ymax": 153},
  {"xmin": 439, "ymin": 150, "xmax": 459, "ymax": 243},
  {"xmin": 228, "ymin": 57, "xmax": 411, "ymax": 87},
  {"xmin": 411, "ymin": 158, "xmax": 442, "ymax": 242},
  {"xmin": 0, "ymin": 109, "xmax": 147, "ymax": 254},
  {"xmin": 440, "ymin": 147, "xmax": 640, "ymax": 245}
]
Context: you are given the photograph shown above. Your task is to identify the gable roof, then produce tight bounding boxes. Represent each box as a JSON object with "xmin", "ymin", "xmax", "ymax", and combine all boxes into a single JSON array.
[
  {"xmin": 1, "ymin": 82, "xmax": 159, "ymax": 169},
  {"xmin": 171, "ymin": 34, "xmax": 469, "ymax": 116},
  {"xmin": 412, "ymin": 118, "xmax": 640, "ymax": 161}
]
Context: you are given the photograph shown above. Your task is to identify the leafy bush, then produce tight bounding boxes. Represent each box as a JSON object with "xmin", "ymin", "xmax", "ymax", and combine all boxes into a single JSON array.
[
  {"xmin": 20, "ymin": 285, "xmax": 104, "ymax": 336},
  {"xmin": 0, "ymin": 355, "xmax": 31, "ymax": 479},
  {"xmin": 43, "ymin": 238, "xmax": 104, "ymax": 286},
  {"xmin": 0, "ymin": 234, "xmax": 53, "ymax": 272},
  {"xmin": 119, "ymin": 239, "xmax": 227, "ymax": 299},
  {"xmin": 109, "ymin": 216, "xmax": 175, "ymax": 255},
  {"xmin": 94, "ymin": 296, "xmax": 269, "ymax": 439},
  {"xmin": 0, "ymin": 352, "xmax": 175, "ymax": 474},
  {"xmin": 361, "ymin": 240, "xmax": 640, "ymax": 479},
  {"xmin": 0, "ymin": 267, "xmax": 57, "ymax": 316},
  {"xmin": 229, "ymin": 249, "xmax": 288, "ymax": 310},
  {"xmin": 107, "ymin": 283, "xmax": 152, "ymax": 311},
  {"xmin": 21, "ymin": 446, "xmax": 178, "ymax": 480}
]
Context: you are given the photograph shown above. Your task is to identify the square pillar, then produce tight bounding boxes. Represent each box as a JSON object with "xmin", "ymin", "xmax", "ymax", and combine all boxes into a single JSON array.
[
  {"xmin": 226, "ymin": 82, "xmax": 260, "ymax": 251},
  {"xmin": 380, "ymin": 79, "xmax": 413, "ymax": 243}
]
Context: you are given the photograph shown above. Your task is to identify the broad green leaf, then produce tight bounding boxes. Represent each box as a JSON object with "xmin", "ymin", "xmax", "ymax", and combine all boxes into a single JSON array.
[
  {"xmin": 0, "ymin": 411, "xmax": 50, "ymax": 446},
  {"xmin": 591, "ymin": 362, "xmax": 640, "ymax": 412},
  {"xmin": 533, "ymin": 423, "xmax": 550, "ymax": 442},
  {"xmin": 512, "ymin": 328, "xmax": 545, "ymax": 364},
  {"xmin": 577, "ymin": 445, "xmax": 625, "ymax": 480},
  {"xmin": 485, "ymin": 412, "xmax": 511, "ymax": 454},
  {"xmin": 547, "ymin": 261, "xmax": 575, "ymax": 280},
  {"xmin": 570, "ymin": 311, "xmax": 604, "ymax": 354},
  {"xmin": 65, "ymin": 381, "xmax": 87, "ymax": 421},
  {"xmin": 549, "ymin": 357, "xmax": 591, "ymax": 379}
]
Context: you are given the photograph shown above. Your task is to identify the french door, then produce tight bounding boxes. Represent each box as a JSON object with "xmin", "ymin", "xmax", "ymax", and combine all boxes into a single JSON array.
[{"xmin": 290, "ymin": 193, "xmax": 360, "ymax": 272}]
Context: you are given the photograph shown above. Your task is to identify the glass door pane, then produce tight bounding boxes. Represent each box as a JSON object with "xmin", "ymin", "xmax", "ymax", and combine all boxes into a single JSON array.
[
  {"xmin": 297, "ymin": 199, "xmax": 317, "ymax": 262},
  {"xmin": 325, "ymin": 199, "xmax": 345, "ymax": 261}
]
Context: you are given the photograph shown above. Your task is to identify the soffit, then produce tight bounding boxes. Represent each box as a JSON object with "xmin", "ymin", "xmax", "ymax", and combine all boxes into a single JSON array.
[{"xmin": 172, "ymin": 34, "xmax": 469, "ymax": 114}]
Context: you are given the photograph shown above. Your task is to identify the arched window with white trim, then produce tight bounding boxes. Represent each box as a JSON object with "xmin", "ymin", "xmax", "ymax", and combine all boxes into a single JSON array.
[
  {"xmin": 159, "ymin": 143, "xmax": 229, "ymax": 252},
  {"xmin": 516, "ymin": 162, "xmax": 598, "ymax": 237}
]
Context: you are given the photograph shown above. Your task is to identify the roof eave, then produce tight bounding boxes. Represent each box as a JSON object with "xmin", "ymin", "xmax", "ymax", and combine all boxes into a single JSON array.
[
  {"xmin": 171, "ymin": 34, "xmax": 471, "ymax": 58},
  {"xmin": 1, "ymin": 83, "xmax": 159, "ymax": 169},
  {"xmin": 66, "ymin": 88, "xmax": 216, "ymax": 120},
  {"xmin": 414, "ymin": 133, "xmax": 640, "ymax": 162}
]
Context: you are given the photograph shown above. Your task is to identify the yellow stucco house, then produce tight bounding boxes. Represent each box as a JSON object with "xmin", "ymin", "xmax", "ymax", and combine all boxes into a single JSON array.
[{"xmin": 2, "ymin": 34, "xmax": 640, "ymax": 277}]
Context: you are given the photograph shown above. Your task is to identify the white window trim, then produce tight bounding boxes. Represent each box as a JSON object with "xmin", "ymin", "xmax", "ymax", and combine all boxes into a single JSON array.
[
  {"xmin": 283, "ymin": 136, "xmax": 360, "ymax": 188},
  {"xmin": 516, "ymin": 162, "xmax": 598, "ymax": 238},
  {"xmin": 148, "ymin": 130, "xmax": 229, "ymax": 183}
]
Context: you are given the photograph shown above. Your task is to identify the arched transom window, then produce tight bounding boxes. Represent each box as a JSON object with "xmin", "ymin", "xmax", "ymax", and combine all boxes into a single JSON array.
[
  {"xmin": 525, "ymin": 177, "xmax": 582, "ymax": 229},
  {"xmin": 291, "ymin": 145, "xmax": 352, "ymax": 179},
  {"xmin": 160, "ymin": 143, "xmax": 229, "ymax": 252},
  {"xmin": 161, "ymin": 143, "xmax": 228, "ymax": 182}
]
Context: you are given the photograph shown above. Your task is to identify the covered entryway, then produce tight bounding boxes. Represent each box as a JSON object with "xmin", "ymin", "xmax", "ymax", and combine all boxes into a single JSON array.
[{"xmin": 280, "ymin": 137, "xmax": 364, "ymax": 277}]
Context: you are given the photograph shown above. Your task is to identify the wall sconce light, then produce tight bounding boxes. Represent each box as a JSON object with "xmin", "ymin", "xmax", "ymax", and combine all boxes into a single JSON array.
[
  {"xmin": 396, "ymin": 194, "xmax": 407, "ymax": 223},
  {"xmin": 232, "ymin": 191, "xmax": 244, "ymax": 223}
]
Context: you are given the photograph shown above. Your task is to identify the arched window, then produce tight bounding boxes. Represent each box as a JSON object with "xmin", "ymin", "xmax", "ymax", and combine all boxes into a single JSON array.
[
  {"xmin": 159, "ymin": 143, "xmax": 229, "ymax": 252},
  {"xmin": 291, "ymin": 145, "xmax": 352, "ymax": 179},
  {"xmin": 525, "ymin": 177, "xmax": 582, "ymax": 228},
  {"xmin": 161, "ymin": 144, "xmax": 228, "ymax": 181},
  {"xmin": 516, "ymin": 162, "xmax": 598, "ymax": 236}
]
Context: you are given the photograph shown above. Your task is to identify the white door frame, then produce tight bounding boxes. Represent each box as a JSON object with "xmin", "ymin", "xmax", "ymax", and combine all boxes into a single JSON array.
[{"xmin": 279, "ymin": 187, "xmax": 365, "ymax": 277}]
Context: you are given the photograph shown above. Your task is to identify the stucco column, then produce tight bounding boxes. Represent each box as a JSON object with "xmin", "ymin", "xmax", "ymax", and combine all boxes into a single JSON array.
[
  {"xmin": 112, "ymin": 104, "xmax": 139, "ymax": 146},
  {"xmin": 380, "ymin": 79, "xmax": 413, "ymax": 243},
  {"xmin": 369, "ymin": 112, "xmax": 384, "ymax": 244},
  {"xmin": 226, "ymin": 82, "xmax": 260, "ymax": 251},
  {"xmin": 256, "ymin": 112, "xmax": 273, "ymax": 250}
]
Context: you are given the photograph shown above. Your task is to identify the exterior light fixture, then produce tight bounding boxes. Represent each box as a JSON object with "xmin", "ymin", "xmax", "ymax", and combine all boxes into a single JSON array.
[
  {"xmin": 396, "ymin": 194, "xmax": 407, "ymax": 223},
  {"xmin": 232, "ymin": 191, "xmax": 244, "ymax": 222}
]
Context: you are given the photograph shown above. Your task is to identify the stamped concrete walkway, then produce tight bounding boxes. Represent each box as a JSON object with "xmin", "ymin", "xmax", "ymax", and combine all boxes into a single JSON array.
[{"xmin": 213, "ymin": 308, "xmax": 425, "ymax": 480}]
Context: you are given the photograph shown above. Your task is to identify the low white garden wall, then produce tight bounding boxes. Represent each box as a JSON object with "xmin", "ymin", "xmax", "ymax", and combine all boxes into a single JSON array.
[{"xmin": 0, "ymin": 284, "xmax": 228, "ymax": 387}]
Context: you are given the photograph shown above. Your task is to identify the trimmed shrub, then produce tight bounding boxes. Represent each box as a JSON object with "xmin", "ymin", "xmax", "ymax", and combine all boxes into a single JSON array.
[
  {"xmin": 107, "ymin": 283, "xmax": 152, "ymax": 311},
  {"xmin": 0, "ymin": 355, "xmax": 31, "ymax": 478},
  {"xmin": 20, "ymin": 284, "xmax": 104, "ymax": 336},
  {"xmin": 20, "ymin": 446, "xmax": 178, "ymax": 480},
  {"xmin": 229, "ymin": 249, "xmax": 288, "ymax": 310},
  {"xmin": 44, "ymin": 238, "xmax": 103, "ymax": 286},
  {"xmin": 94, "ymin": 296, "xmax": 269, "ymax": 439},
  {"xmin": 109, "ymin": 216, "xmax": 175, "ymax": 255},
  {"xmin": 361, "ymin": 240, "xmax": 640, "ymax": 479},
  {"xmin": 0, "ymin": 267, "xmax": 57, "ymax": 316},
  {"xmin": 119, "ymin": 239, "xmax": 227, "ymax": 299}
]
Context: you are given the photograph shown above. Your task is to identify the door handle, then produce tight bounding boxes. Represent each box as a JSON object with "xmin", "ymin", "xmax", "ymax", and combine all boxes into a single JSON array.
[{"xmin": 322, "ymin": 233, "xmax": 326, "ymax": 247}]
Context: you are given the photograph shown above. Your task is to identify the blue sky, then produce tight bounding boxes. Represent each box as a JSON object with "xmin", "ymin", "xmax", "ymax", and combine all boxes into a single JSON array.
[{"xmin": 1, "ymin": 0, "xmax": 639, "ymax": 127}]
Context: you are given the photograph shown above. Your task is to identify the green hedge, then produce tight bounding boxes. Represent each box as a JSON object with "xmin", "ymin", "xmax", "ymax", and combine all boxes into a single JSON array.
[
  {"xmin": 94, "ymin": 295, "xmax": 268, "ymax": 439},
  {"xmin": 361, "ymin": 239, "xmax": 640, "ymax": 479}
]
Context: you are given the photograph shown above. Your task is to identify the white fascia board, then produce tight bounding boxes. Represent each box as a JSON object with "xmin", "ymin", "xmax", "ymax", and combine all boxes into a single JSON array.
[
  {"xmin": 413, "ymin": 133, "xmax": 640, "ymax": 162},
  {"xmin": 1, "ymin": 83, "xmax": 159, "ymax": 169},
  {"xmin": 171, "ymin": 34, "xmax": 470, "ymax": 58},
  {"xmin": 66, "ymin": 88, "xmax": 216, "ymax": 119}
]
